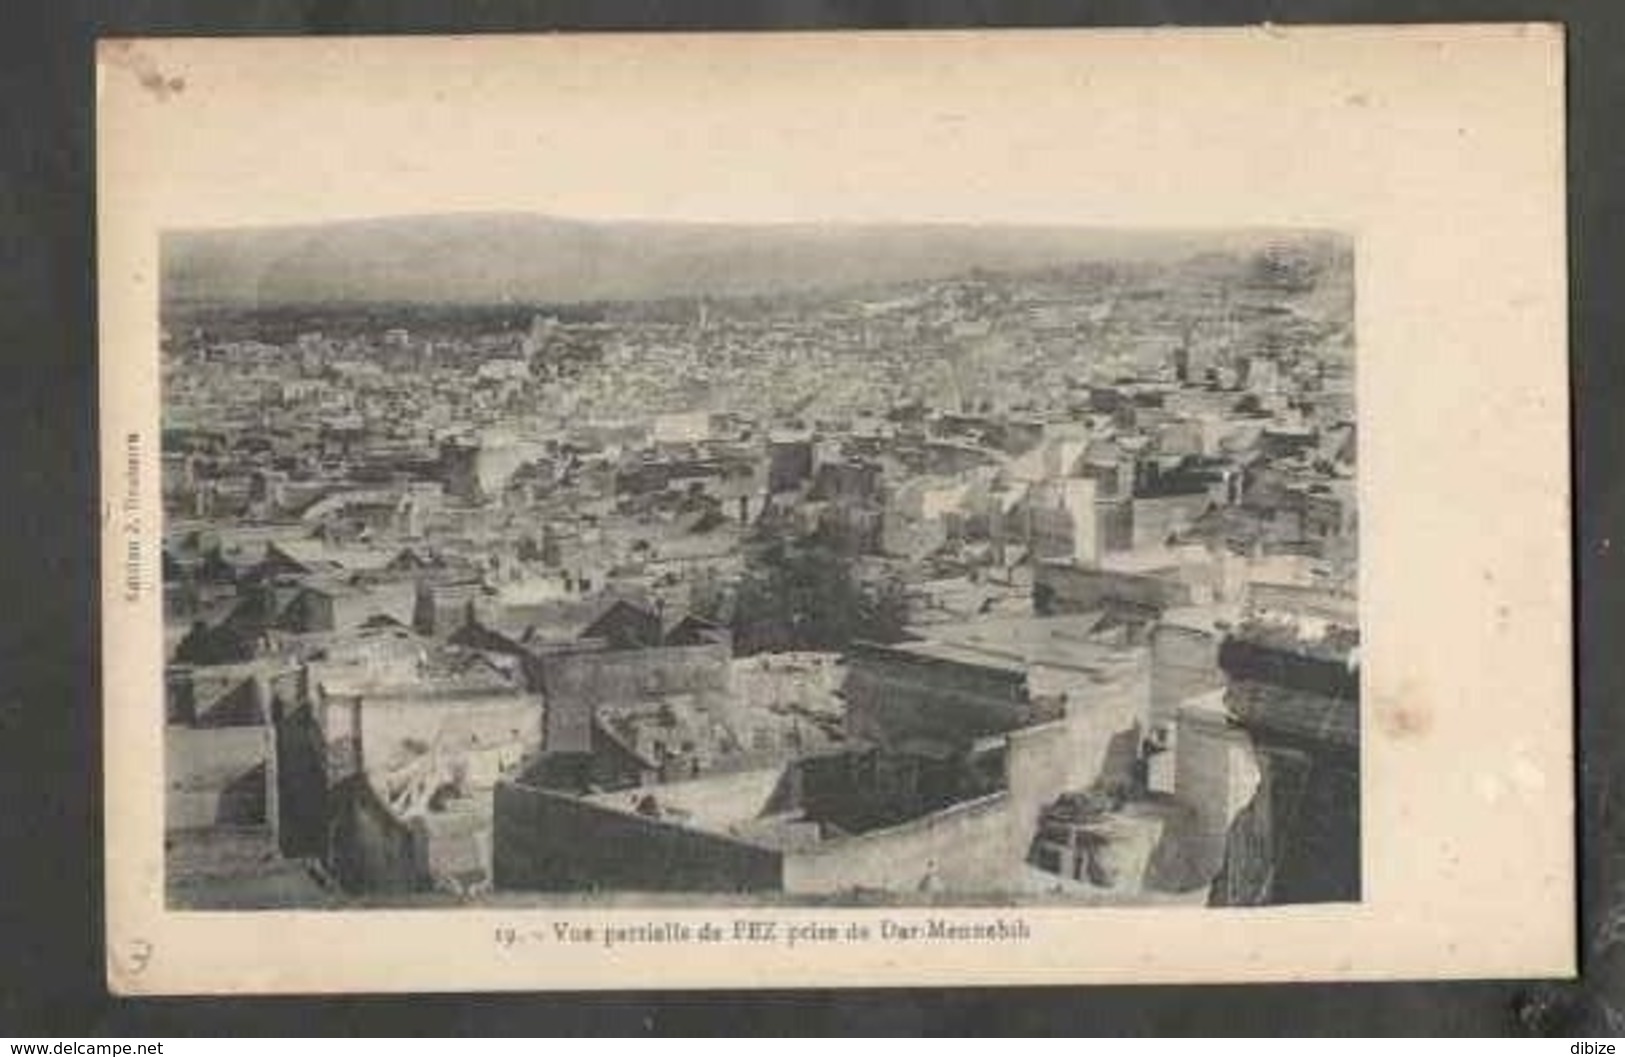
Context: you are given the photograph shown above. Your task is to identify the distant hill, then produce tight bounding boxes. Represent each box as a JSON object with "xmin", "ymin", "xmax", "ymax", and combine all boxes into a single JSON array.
[{"xmin": 162, "ymin": 213, "xmax": 1339, "ymax": 307}]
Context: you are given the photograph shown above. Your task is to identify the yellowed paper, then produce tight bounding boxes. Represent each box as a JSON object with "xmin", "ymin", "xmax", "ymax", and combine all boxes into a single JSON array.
[{"xmin": 99, "ymin": 26, "xmax": 1571, "ymax": 993}]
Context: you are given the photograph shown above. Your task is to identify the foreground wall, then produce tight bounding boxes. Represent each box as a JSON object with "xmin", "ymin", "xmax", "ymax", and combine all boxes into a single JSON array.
[
  {"xmin": 1150, "ymin": 622, "xmax": 1224, "ymax": 729},
  {"xmin": 1004, "ymin": 721, "xmax": 1079, "ymax": 866},
  {"xmin": 493, "ymin": 781, "xmax": 783, "ymax": 893},
  {"xmin": 1174, "ymin": 691, "xmax": 1261, "ymax": 887},
  {"xmin": 165, "ymin": 725, "xmax": 272, "ymax": 831},
  {"xmin": 330, "ymin": 776, "xmax": 426, "ymax": 893},
  {"xmin": 782, "ymin": 791, "xmax": 1012, "ymax": 896}
]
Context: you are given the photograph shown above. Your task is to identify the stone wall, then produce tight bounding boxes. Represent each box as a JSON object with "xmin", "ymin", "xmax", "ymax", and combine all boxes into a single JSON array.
[
  {"xmin": 330, "ymin": 777, "xmax": 425, "ymax": 893},
  {"xmin": 1174, "ymin": 691, "xmax": 1261, "ymax": 889},
  {"xmin": 1058, "ymin": 655, "xmax": 1152, "ymax": 790},
  {"xmin": 165, "ymin": 725, "xmax": 272, "ymax": 831},
  {"xmin": 493, "ymin": 780, "xmax": 783, "ymax": 893},
  {"xmin": 273, "ymin": 702, "xmax": 329, "ymax": 857},
  {"xmin": 1150, "ymin": 623, "xmax": 1224, "ymax": 729},
  {"xmin": 782, "ymin": 791, "xmax": 1013, "ymax": 896},
  {"xmin": 1035, "ymin": 561, "xmax": 1195, "ymax": 616},
  {"xmin": 1004, "ymin": 721, "xmax": 1078, "ymax": 866},
  {"xmin": 840, "ymin": 641, "xmax": 1033, "ymax": 750}
]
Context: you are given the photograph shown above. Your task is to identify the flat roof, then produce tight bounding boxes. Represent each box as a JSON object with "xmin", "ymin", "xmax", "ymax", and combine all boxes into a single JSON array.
[
  {"xmin": 884, "ymin": 639, "xmax": 1031, "ymax": 676},
  {"xmin": 1099, "ymin": 546, "xmax": 1212, "ymax": 574},
  {"xmin": 1159, "ymin": 603, "xmax": 1242, "ymax": 634},
  {"xmin": 903, "ymin": 613, "xmax": 1138, "ymax": 673}
]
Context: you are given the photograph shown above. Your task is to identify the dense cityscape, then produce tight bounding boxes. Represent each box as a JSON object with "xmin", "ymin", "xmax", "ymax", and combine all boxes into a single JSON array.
[{"xmin": 160, "ymin": 223, "xmax": 1360, "ymax": 908}]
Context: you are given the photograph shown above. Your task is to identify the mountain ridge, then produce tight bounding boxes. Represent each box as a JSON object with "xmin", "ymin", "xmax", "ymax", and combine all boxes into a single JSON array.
[{"xmin": 162, "ymin": 213, "xmax": 1342, "ymax": 307}]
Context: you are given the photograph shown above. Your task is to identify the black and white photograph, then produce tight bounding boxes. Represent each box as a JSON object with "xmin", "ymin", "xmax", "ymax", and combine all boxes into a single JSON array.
[
  {"xmin": 157, "ymin": 218, "xmax": 1360, "ymax": 911},
  {"xmin": 97, "ymin": 29, "xmax": 1569, "ymax": 992}
]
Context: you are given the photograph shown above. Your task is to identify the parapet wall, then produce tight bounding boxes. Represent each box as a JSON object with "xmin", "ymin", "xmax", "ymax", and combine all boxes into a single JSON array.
[
  {"xmin": 1150, "ymin": 623, "xmax": 1224, "ymax": 728},
  {"xmin": 493, "ymin": 780, "xmax": 783, "ymax": 893},
  {"xmin": 330, "ymin": 776, "xmax": 426, "ymax": 893},
  {"xmin": 165, "ymin": 725, "xmax": 272, "ymax": 831},
  {"xmin": 782, "ymin": 791, "xmax": 1012, "ymax": 896},
  {"xmin": 1174, "ymin": 696, "xmax": 1261, "ymax": 888},
  {"xmin": 841, "ymin": 641, "xmax": 1033, "ymax": 749},
  {"xmin": 1005, "ymin": 721, "xmax": 1082, "ymax": 863},
  {"xmin": 1036, "ymin": 561, "xmax": 1196, "ymax": 615}
]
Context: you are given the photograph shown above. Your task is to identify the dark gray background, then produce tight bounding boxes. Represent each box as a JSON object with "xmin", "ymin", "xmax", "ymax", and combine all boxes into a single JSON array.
[{"xmin": 0, "ymin": 0, "xmax": 1612, "ymax": 1036}]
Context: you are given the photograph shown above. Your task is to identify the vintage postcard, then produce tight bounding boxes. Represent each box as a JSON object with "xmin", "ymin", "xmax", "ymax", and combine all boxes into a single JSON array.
[{"xmin": 98, "ymin": 27, "xmax": 1571, "ymax": 993}]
